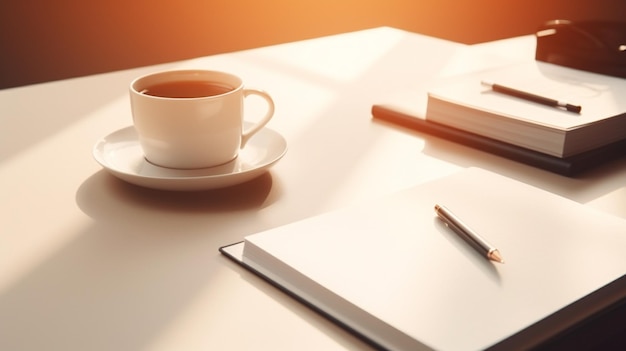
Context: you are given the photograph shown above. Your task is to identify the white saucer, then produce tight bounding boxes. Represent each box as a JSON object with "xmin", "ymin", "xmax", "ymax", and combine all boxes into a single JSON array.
[{"xmin": 93, "ymin": 124, "xmax": 287, "ymax": 191}]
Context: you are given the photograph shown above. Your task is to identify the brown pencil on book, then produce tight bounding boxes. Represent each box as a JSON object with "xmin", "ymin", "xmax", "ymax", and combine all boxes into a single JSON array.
[
  {"xmin": 434, "ymin": 204, "xmax": 504, "ymax": 263},
  {"xmin": 482, "ymin": 80, "xmax": 582, "ymax": 113}
]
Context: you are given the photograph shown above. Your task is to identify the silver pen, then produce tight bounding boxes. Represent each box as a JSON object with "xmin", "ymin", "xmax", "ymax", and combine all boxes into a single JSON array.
[{"xmin": 434, "ymin": 204, "xmax": 504, "ymax": 263}]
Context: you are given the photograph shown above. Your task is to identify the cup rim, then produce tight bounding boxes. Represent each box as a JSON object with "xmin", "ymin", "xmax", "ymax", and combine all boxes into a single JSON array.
[{"xmin": 130, "ymin": 69, "xmax": 244, "ymax": 100}]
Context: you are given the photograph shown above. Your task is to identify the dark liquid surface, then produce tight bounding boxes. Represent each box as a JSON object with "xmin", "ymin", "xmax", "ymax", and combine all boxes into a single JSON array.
[{"xmin": 141, "ymin": 81, "xmax": 233, "ymax": 98}]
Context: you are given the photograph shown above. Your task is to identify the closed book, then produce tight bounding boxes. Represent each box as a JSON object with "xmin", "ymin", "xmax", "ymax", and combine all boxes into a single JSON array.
[
  {"xmin": 426, "ymin": 61, "xmax": 626, "ymax": 158},
  {"xmin": 371, "ymin": 102, "xmax": 626, "ymax": 176}
]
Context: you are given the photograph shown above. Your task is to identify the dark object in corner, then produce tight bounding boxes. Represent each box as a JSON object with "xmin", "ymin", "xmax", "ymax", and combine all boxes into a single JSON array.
[{"xmin": 536, "ymin": 19, "xmax": 626, "ymax": 78}]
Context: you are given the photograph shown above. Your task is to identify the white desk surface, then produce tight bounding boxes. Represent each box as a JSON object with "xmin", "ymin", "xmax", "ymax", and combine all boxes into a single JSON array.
[{"xmin": 1, "ymin": 27, "xmax": 625, "ymax": 351}]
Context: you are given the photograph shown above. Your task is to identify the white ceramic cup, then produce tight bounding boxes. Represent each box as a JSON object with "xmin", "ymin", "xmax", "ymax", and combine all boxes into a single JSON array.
[{"xmin": 129, "ymin": 70, "xmax": 274, "ymax": 169}]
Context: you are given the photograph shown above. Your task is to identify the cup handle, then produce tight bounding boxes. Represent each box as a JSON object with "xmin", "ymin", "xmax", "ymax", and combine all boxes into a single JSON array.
[{"xmin": 241, "ymin": 88, "xmax": 275, "ymax": 148}]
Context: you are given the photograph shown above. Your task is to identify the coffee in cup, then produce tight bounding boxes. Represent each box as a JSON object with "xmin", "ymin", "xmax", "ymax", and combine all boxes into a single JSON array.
[{"xmin": 130, "ymin": 70, "xmax": 274, "ymax": 169}]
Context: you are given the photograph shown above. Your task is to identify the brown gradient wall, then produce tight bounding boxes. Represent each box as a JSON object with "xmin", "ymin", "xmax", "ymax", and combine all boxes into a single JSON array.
[{"xmin": 1, "ymin": 0, "xmax": 624, "ymax": 89}]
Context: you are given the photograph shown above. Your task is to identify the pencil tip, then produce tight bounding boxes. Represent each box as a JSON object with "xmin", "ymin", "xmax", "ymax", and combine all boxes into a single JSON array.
[{"xmin": 489, "ymin": 250, "xmax": 505, "ymax": 263}]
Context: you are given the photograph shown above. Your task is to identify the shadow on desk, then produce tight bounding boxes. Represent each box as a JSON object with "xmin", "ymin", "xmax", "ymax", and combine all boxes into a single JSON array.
[
  {"xmin": 77, "ymin": 170, "xmax": 278, "ymax": 216},
  {"xmin": 0, "ymin": 170, "xmax": 281, "ymax": 351},
  {"xmin": 372, "ymin": 118, "xmax": 626, "ymax": 205},
  {"xmin": 532, "ymin": 298, "xmax": 626, "ymax": 351}
]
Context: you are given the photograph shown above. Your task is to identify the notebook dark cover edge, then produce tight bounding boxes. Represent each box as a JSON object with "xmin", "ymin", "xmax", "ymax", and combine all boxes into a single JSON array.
[{"xmin": 219, "ymin": 242, "xmax": 388, "ymax": 351}]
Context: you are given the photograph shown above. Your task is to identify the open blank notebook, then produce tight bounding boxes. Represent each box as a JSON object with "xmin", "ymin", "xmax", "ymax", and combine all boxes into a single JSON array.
[{"xmin": 221, "ymin": 168, "xmax": 626, "ymax": 351}]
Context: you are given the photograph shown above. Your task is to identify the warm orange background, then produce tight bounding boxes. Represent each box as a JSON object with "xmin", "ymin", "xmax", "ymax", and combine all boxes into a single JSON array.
[{"xmin": 1, "ymin": 0, "xmax": 624, "ymax": 89}]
